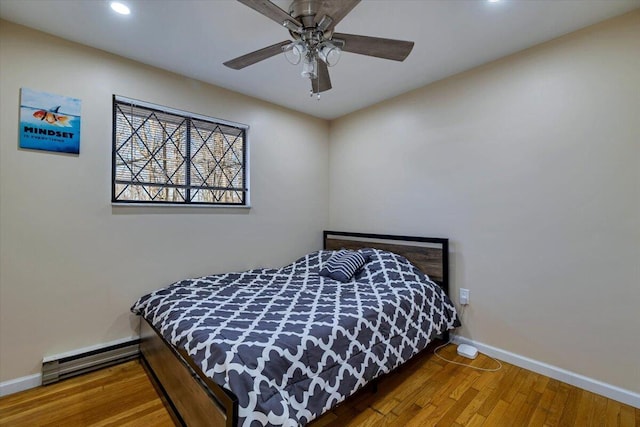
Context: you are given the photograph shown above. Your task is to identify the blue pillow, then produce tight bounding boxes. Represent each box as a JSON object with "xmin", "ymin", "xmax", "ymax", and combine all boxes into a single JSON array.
[{"xmin": 319, "ymin": 250, "xmax": 368, "ymax": 282}]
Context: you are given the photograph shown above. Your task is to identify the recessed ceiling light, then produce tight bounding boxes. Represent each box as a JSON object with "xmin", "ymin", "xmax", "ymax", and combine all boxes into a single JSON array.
[
  {"xmin": 110, "ymin": 1, "xmax": 130, "ymax": 15},
  {"xmin": 488, "ymin": 0, "xmax": 501, "ymax": 2}
]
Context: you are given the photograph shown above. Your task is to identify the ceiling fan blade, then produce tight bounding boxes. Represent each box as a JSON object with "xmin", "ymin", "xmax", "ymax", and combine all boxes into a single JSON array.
[
  {"xmin": 237, "ymin": 0, "xmax": 302, "ymax": 29},
  {"xmin": 332, "ymin": 33, "xmax": 414, "ymax": 61},
  {"xmin": 311, "ymin": 60, "xmax": 332, "ymax": 93},
  {"xmin": 224, "ymin": 40, "xmax": 291, "ymax": 70},
  {"xmin": 313, "ymin": 0, "xmax": 361, "ymax": 32}
]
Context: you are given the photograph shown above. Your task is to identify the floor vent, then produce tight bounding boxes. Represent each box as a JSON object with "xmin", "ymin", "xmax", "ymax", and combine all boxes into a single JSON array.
[{"xmin": 42, "ymin": 339, "xmax": 140, "ymax": 385}]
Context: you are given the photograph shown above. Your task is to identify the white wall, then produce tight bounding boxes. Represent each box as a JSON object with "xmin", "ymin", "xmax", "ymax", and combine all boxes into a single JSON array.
[
  {"xmin": 0, "ymin": 21, "xmax": 329, "ymax": 382},
  {"xmin": 329, "ymin": 11, "xmax": 640, "ymax": 393}
]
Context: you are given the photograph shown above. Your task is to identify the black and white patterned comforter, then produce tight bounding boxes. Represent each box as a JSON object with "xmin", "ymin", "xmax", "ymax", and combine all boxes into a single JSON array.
[{"xmin": 132, "ymin": 248, "xmax": 460, "ymax": 427}]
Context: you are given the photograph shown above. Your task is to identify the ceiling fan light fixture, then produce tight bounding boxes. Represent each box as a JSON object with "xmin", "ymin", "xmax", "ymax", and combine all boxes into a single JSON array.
[
  {"xmin": 283, "ymin": 41, "xmax": 307, "ymax": 65},
  {"xmin": 318, "ymin": 42, "xmax": 341, "ymax": 67},
  {"xmin": 316, "ymin": 15, "xmax": 334, "ymax": 33},
  {"xmin": 301, "ymin": 56, "xmax": 318, "ymax": 79}
]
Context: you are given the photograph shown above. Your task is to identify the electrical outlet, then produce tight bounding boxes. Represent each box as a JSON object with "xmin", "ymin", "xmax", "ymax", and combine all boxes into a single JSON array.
[{"xmin": 460, "ymin": 288, "xmax": 470, "ymax": 305}]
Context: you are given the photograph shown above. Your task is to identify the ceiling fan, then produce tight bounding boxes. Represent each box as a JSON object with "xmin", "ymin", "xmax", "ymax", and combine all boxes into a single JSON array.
[{"xmin": 224, "ymin": 0, "xmax": 415, "ymax": 98}]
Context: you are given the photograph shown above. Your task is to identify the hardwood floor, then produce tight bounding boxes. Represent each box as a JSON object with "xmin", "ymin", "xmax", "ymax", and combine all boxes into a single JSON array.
[
  {"xmin": 0, "ymin": 360, "xmax": 174, "ymax": 427},
  {"xmin": 0, "ymin": 344, "xmax": 637, "ymax": 426}
]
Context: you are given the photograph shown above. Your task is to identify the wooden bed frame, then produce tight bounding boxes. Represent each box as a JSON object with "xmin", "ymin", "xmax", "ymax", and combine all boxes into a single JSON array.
[{"xmin": 140, "ymin": 230, "xmax": 450, "ymax": 426}]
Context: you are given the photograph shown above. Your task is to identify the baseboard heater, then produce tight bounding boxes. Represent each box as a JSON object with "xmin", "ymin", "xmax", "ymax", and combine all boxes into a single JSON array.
[{"xmin": 42, "ymin": 339, "xmax": 140, "ymax": 385}]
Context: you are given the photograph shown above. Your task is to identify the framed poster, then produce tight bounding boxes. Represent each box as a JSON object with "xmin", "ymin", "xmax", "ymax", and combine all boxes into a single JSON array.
[{"xmin": 19, "ymin": 88, "xmax": 81, "ymax": 154}]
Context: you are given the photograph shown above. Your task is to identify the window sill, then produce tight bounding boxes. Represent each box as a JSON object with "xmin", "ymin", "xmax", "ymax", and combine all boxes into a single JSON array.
[{"xmin": 111, "ymin": 202, "xmax": 251, "ymax": 210}]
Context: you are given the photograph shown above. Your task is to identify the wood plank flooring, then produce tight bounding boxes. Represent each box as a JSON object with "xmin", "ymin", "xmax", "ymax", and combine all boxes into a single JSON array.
[
  {"xmin": 0, "ymin": 344, "xmax": 637, "ymax": 426},
  {"xmin": 0, "ymin": 360, "xmax": 173, "ymax": 426}
]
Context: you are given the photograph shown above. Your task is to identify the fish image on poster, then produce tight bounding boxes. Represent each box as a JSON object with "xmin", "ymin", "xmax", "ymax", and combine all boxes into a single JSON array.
[{"xmin": 19, "ymin": 88, "xmax": 81, "ymax": 154}]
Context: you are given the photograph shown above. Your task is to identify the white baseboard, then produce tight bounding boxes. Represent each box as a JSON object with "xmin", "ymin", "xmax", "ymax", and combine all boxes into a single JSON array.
[
  {"xmin": 451, "ymin": 335, "xmax": 640, "ymax": 409},
  {"xmin": 0, "ymin": 373, "xmax": 42, "ymax": 397}
]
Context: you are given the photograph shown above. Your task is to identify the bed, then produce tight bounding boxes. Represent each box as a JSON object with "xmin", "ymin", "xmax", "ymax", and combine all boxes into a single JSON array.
[{"xmin": 132, "ymin": 230, "xmax": 459, "ymax": 427}]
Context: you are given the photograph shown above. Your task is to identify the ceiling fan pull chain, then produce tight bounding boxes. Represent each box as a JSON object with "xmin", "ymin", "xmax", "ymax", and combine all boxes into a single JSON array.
[
  {"xmin": 316, "ymin": 64, "xmax": 321, "ymax": 101},
  {"xmin": 309, "ymin": 88, "xmax": 321, "ymax": 100},
  {"xmin": 310, "ymin": 70, "xmax": 321, "ymax": 100}
]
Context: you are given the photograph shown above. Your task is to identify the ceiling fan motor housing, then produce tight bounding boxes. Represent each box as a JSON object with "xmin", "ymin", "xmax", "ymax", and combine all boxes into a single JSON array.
[
  {"xmin": 289, "ymin": 0, "xmax": 320, "ymax": 27},
  {"xmin": 288, "ymin": 0, "xmax": 334, "ymax": 45}
]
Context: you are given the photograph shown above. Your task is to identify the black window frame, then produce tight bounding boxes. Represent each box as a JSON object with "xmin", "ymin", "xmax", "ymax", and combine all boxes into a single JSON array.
[{"xmin": 111, "ymin": 95, "xmax": 249, "ymax": 207}]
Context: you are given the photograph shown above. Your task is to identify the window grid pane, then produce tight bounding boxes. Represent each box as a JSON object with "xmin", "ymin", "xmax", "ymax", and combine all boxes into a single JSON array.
[{"xmin": 112, "ymin": 98, "xmax": 247, "ymax": 205}]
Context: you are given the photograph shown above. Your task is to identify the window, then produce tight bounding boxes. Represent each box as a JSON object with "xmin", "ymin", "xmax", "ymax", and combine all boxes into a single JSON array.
[{"xmin": 112, "ymin": 96, "xmax": 248, "ymax": 206}]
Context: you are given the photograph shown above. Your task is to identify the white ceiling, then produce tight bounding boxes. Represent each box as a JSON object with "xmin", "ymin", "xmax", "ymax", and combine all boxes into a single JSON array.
[{"xmin": 1, "ymin": 0, "xmax": 638, "ymax": 119}]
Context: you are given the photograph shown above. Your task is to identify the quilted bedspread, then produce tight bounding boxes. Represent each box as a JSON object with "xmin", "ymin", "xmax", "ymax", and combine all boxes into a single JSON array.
[{"xmin": 132, "ymin": 248, "xmax": 459, "ymax": 427}]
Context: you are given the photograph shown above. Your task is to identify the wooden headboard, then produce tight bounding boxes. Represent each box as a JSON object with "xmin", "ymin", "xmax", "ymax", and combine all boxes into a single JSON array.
[{"xmin": 323, "ymin": 230, "xmax": 449, "ymax": 295}]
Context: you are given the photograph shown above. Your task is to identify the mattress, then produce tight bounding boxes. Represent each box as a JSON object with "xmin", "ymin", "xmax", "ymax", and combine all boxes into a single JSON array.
[{"xmin": 132, "ymin": 248, "xmax": 459, "ymax": 427}]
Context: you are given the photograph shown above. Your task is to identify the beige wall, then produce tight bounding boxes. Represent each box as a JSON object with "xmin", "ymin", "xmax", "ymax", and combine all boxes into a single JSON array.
[
  {"xmin": 2, "ymin": 10, "xmax": 639, "ymax": 396},
  {"xmin": 329, "ymin": 11, "xmax": 640, "ymax": 393},
  {"xmin": 0, "ymin": 21, "xmax": 329, "ymax": 382}
]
